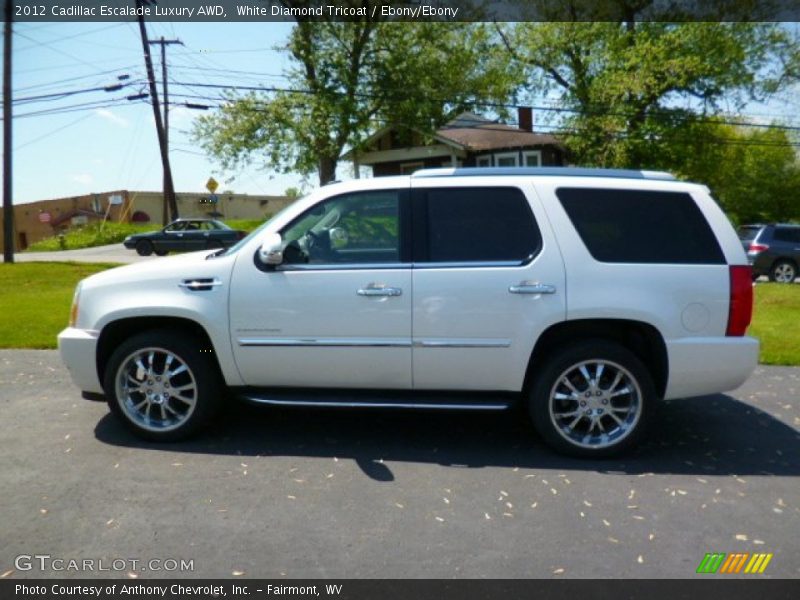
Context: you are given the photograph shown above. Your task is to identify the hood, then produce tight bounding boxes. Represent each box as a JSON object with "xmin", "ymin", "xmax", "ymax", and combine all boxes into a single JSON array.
[
  {"xmin": 127, "ymin": 231, "xmax": 161, "ymax": 240},
  {"xmin": 80, "ymin": 249, "xmax": 231, "ymax": 291}
]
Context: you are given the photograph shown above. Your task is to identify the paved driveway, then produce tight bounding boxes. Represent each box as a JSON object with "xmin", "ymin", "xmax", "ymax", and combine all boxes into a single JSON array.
[
  {"xmin": 0, "ymin": 351, "xmax": 798, "ymax": 579},
  {"xmin": 4, "ymin": 244, "xmax": 154, "ymax": 264}
]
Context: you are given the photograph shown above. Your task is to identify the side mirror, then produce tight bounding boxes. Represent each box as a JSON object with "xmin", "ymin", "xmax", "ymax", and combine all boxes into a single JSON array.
[{"xmin": 258, "ymin": 232, "xmax": 284, "ymax": 266}]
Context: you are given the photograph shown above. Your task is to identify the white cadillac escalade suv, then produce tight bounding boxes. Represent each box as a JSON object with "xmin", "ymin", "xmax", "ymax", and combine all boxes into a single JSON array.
[{"xmin": 58, "ymin": 168, "xmax": 759, "ymax": 457}]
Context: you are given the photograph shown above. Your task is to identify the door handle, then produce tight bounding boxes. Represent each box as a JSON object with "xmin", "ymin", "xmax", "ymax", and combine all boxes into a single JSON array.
[
  {"xmin": 509, "ymin": 281, "xmax": 556, "ymax": 295},
  {"xmin": 357, "ymin": 284, "xmax": 402, "ymax": 297}
]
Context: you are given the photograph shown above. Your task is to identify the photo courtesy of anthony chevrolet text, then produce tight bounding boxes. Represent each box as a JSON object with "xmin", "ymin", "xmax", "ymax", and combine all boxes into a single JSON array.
[{"xmin": 1, "ymin": 1, "xmax": 799, "ymax": 599}]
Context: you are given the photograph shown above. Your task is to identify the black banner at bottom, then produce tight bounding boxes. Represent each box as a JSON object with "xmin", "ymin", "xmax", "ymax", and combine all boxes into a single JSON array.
[{"xmin": 1, "ymin": 579, "xmax": 798, "ymax": 600}]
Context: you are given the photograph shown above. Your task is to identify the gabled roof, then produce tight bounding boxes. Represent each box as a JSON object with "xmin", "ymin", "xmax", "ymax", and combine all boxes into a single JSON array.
[
  {"xmin": 343, "ymin": 111, "xmax": 562, "ymax": 160},
  {"xmin": 436, "ymin": 112, "xmax": 561, "ymax": 151}
]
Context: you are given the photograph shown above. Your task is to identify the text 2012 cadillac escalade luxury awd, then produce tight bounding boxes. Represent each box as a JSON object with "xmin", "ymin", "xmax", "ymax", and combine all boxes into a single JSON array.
[{"xmin": 58, "ymin": 168, "xmax": 758, "ymax": 457}]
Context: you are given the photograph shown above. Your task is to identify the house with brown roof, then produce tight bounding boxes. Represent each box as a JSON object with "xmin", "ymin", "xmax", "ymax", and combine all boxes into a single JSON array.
[{"xmin": 343, "ymin": 108, "xmax": 566, "ymax": 176}]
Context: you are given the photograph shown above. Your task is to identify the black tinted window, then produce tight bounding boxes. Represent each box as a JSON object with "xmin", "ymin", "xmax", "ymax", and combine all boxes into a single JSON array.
[
  {"xmin": 556, "ymin": 188, "xmax": 725, "ymax": 264},
  {"xmin": 772, "ymin": 227, "xmax": 800, "ymax": 243},
  {"xmin": 422, "ymin": 187, "xmax": 540, "ymax": 263}
]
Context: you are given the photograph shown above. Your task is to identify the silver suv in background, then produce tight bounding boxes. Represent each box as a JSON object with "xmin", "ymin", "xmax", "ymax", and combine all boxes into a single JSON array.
[{"xmin": 739, "ymin": 224, "xmax": 800, "ymax": 283}]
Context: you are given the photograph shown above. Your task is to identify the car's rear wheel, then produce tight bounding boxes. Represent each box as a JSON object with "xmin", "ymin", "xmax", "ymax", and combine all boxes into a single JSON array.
[
  {"xmin": 769, "ymin": 260, "xmax": 797, "ymax": 283},
  {"xmin": 103, "ymin": 331, "xmax": 223, "ymax": 441},
  {"xmin": 528, "ymin": 340, "xmax": 654, "ymax": 458},
  {"xmin": 135, "ymin": 240, "xmax": 154, "ymax": 256},
  {"xmin": 155, "ymin": 249, "xmax": 168, "ymax": 256}
]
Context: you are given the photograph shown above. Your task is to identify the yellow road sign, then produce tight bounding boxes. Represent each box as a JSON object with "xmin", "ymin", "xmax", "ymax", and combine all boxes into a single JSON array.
[{"xmin": 206, "ymin": 177, "xmax": 219, "ymax": 194}]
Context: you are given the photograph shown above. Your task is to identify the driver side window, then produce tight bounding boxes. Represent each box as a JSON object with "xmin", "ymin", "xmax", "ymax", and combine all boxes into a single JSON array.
[{"xmin": 280, "ymin": 191, "xmax": 401, "ymax": 265}]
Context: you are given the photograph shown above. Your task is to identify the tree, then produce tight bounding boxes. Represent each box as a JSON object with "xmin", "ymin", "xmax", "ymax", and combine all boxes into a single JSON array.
[
  {"xmin": 194, "ymin": 20, "xmax": 519, "ymax": 185},
  {"xmin": 678, "ymin": 121, "xmax": 800, "ymax": 224},
  {"xmin": 501, "ymin": 11, "xmax": 799, "ymax": 169},
  {"xmin": 284, "ymin": 186, "xmax": 303, "ymax": 199}
]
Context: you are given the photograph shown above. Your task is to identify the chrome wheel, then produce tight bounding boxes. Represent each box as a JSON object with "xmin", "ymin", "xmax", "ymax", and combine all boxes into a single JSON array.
[
  {"xmin": 548, "ymin": 359, "xmax": 642, "ymax": 450},
  {"xmin": 772, "ymin": 262, "xmax": 796, "ymax": 283},
  {"xmin": 114, "ymin": 347, "xmax": 197, "ymax": 433}
]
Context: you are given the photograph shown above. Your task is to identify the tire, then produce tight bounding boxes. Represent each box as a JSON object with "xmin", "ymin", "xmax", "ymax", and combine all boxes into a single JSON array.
[
  {"xmin": 155, "ymin": 249, "xmax": 168, "ymax": 257},
  {"xmin": 528, "ymin": 339, "xmax": 655, "ymax": 458},
  {"xmin": 135, "ymin": 240, "xmax": 154, "ymax": 256},
  {"xmin": 103, "ymin": 330, "xmax": 223, "ymax": 441},
  {"xmin": 206, "ymin": 240, "xmax": 224, "ymax": 250},
  {"xmin": 769, "ymin": 260, "xmax": 797, "ymax": 283}
]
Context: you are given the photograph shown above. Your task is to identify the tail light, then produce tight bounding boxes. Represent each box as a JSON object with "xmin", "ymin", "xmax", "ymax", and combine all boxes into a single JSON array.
[
  {"xmin": 748, "ymin": 243, "xmax": 769, "ymax": 254},
  {"xmin": 726, "ymin": 265, "xmax": 753, "ymax": 336}
]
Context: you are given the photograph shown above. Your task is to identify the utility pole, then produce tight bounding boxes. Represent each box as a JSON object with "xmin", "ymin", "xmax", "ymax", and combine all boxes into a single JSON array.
[
  {"xmin": 135, "ymin": 0, "xmax": 179, "ymax": 223},
  {"xmin": 149, "ymin": 36, "xmax": 182, "ymax": 224},
  {"xmin": 3, "ymin": 0, "xmax": 13, "ymax": 262}
]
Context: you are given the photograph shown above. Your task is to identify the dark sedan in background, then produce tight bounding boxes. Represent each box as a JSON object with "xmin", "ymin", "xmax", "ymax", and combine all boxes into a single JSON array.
[
  {"xmin": 739, "ymin": 223, "xmax": 800, "ymax": 283},
  {"xmin": 123, "ymin": 218, "xmax": 247, "ymax": 256}
]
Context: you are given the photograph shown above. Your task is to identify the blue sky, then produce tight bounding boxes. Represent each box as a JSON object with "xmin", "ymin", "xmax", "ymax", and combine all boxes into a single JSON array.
[
  {"xmin": 5, "ymin": 22, "xmax": 800, "ymax": 205},
  {"xmin": 9, "ymin": 21, "xmax": 302, "ymax": 204}
]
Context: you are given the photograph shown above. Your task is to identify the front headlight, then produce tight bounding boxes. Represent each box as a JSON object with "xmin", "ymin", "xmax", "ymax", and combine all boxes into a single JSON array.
[{"xmin": 68, "ymin": 282, "xmax": 82, "ymax": 327}]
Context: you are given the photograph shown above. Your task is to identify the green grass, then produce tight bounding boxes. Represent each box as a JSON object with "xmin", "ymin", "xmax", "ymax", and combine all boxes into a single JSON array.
[
  {"xmin": 750, "ymin": 283, "xmax": 800, "ymax": 365},
  {"xmin": 0, "ymin": 262, "xmax": 120, "ymax": 348},
  {"xmin": 1, "ymin": 264, "xmax": 798, "ymax": 366}
]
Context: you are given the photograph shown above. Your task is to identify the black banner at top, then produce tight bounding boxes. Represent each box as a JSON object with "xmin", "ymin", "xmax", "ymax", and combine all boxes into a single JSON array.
[{"xmin": 7, "ymin": 0, "xmax": 800, "ymax": 22}]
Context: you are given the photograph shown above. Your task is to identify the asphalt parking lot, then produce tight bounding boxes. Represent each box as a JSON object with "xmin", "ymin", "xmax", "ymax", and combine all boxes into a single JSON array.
[{"xmin": 1, "ymin": 350, "xmax": 798, "ymax": 579}]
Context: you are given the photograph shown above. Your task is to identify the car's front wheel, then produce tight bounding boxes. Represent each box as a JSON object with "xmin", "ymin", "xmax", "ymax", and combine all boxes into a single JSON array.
[
  {"xmin": 103, "ymin": 331, "xmax": 223, "ymax": 441},
  {"xmin": 135, "ymin": 240, "xmax": 154, "ymax": 256},
  {"xmin": 769, "ymin": 260, "xmax": 797, "ymax": 283},
  {"xmin": 528, "ymin": 340, "xmax": 654, "ymax": 458}
]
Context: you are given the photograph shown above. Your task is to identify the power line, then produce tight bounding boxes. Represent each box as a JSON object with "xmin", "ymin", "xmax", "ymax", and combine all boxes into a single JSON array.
[
  {"xmin": 14, "ymin": 30, "xmax": 114, "ymax": 75},
  {"xmin": 9, "ymin": 80, "xmax": 143, "ymax": 106},
  {"xmin": 7, "ymin": 98, "xmax": 146, "ymax": 120},
  {"xmin": 13, "ymin": 23, "xmax": 126, "ymax": 52},
  {"xmin": 14, "ymin": 112, "xmax": 95, "ymax": 151},
  {"xmin": 168, "ymin": 80, "xmax": 800, "ymax": 133},
  {"xmin": 14, "ymin": 64, "xmax": 142, "ymax": 93}
]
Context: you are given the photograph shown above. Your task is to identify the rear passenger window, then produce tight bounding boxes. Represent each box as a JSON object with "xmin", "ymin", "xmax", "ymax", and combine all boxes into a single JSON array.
[
  {"xmin": 773, "ymin": 227, "xmax": 800, "ymax": 243},
  {"xmin": 556, "ymin": 188, "xmax": 725, "ymax": 264},
  {"xmin": 421, "ymin": 187, "xmax": 540, "ymax": 263}
]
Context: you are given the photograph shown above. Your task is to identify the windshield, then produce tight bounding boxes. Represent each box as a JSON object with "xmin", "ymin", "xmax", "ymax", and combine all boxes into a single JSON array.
[{"xmin": 209, "ymin": 199, "xmax": 303, "ymax": 258}]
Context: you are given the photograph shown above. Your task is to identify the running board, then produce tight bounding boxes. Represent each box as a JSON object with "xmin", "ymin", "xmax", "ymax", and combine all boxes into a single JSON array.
[{"xmin": 237, "ymin": 389, "xmax": 515, "ymax": 411}]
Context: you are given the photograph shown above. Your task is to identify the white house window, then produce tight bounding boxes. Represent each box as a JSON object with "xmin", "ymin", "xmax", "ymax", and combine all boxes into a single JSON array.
[
  {"xmin": 523, "ymin": 151, "xmax": 542, "ymax": 167},
  {"xmin": 476, "ymin": 154, "xmax": 492, "ymax": 167},
  {"xmin": 494, "ymin": 152, "xmax": 519, "ymax": 167},
  {"xmin": 400, "ymin": 161, "xmax": 424, "ymax": 174}
]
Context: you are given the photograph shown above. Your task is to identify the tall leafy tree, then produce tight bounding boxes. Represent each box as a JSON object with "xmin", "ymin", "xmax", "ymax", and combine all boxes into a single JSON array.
[
  {"xmin": 501, "ymin": 9, "xmax": 799, "ymax": 169},
  {"xmin": 678, "ymin": 121, "xmax": 800, "ymax": 223},
  {"xmin": 194, "ymin": 20, "xmax": 519, "ymax": 185}
]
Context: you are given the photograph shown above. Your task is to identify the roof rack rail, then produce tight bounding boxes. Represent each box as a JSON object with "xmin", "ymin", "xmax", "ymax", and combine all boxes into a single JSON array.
[{"xmin": 411, "ymin": 167, "xmax": 677, "ymax": 181}]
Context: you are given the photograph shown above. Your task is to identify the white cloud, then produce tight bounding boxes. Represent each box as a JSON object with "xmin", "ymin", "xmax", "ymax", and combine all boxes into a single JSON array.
[
  {"xmin": 95, "ymin": 108, "xmax": 129, "ymax": 128},
  {"xmin": 72, "ymin": 174, "xmax": 93, "ymax": 185}
]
